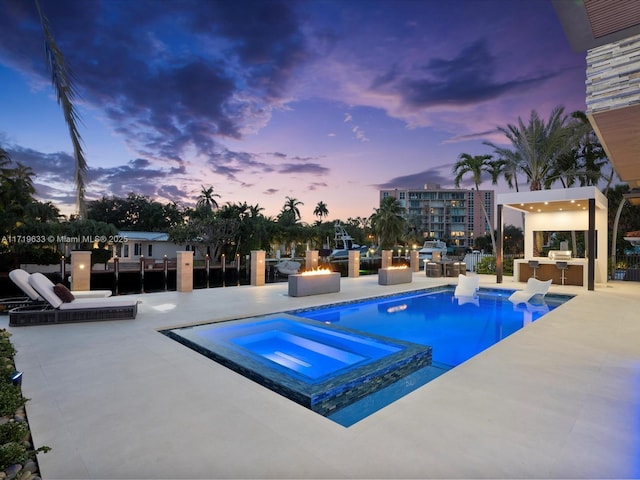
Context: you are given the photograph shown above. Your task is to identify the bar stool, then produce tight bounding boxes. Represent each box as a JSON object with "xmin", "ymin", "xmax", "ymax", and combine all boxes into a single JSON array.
[
  {"xmin": 556, "ymin": 261, "xmax": 568, "ymax": 285},
  {"xmin": 528, "ymin": 260, "xmax": 540, "ymax": 279},
  {"xmin": 456, "ymin": 261, "xmax": 467, "ymax": 275}
]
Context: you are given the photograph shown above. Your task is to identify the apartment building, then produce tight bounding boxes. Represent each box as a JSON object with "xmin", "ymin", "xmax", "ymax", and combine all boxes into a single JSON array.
[{"xmin": 380, "ymin": 184, "xmax": 494, "ymax": 249}]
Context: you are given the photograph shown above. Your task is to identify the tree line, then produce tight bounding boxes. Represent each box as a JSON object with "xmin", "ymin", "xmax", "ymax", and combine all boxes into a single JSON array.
[{"xmin": 3, "ymin": 104, "xmax": 640, "ymax": 270}]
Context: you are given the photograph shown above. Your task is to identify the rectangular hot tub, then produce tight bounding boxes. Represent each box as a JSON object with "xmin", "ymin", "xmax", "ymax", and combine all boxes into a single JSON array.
[{"xmin": 163, "ymin": 314, "xmax": 432, "ymax": 416}]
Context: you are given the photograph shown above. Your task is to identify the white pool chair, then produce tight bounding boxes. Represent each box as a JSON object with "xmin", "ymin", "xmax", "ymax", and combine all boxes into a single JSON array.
[
  {"xmin": 453, "ymin": 274, "xmax": 479, "ymax": 298},
  {"xmin": 508, "ymin": 278, "xmax": 552, "ymax": 305}
]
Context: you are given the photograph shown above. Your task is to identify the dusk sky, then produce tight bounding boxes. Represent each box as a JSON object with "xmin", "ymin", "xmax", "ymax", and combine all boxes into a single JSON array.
[{"xmin": 0, "ymin": 0, "xmax": 586, "ymax": 223}]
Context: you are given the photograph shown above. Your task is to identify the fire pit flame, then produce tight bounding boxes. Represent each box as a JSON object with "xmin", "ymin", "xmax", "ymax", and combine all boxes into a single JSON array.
[{"xmin": 300, "ymin": 268, "xmax": 334, "ymax": 276}]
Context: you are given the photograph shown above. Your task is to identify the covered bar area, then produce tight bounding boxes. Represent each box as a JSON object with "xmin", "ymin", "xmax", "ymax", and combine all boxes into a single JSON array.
[{"xmin": 496, "ymin": 187, "xmax": 608, "ymax": 291}]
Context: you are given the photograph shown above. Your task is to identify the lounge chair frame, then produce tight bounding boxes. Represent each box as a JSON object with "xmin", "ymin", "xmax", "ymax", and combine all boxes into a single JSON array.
[
  {"xmin": 9, "ymin": 303, "xmax": 137, "ymax": 326},
  {"xmin": 0, "ymin": 297, "xmax": 45, "ymax": 314}
]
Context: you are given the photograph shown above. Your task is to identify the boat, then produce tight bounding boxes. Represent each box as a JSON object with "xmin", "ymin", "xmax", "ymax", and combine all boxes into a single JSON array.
[
  {"xmin": 330, "ymin": 222, "xmax": 364, "ymax": 258},
  {"xmin": 418, "ymin": 240, "xmax": 448, "ymax": 262}
]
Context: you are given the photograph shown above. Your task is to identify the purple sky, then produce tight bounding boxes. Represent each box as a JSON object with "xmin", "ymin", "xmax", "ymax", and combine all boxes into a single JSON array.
[{"xmin": 0, "ymin": 0, "xmax": 586, "ymax": 223}]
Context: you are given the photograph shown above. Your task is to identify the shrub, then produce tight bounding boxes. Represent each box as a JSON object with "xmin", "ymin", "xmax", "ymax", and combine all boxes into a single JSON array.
[
  {"xmin": 0, "ymin": 421, "xmax": 29, "ymax": 445},
  {"xmin": 476, "ymin": 256, "xmax": 496, "ymax": 274},
  {"xmin": 0, "ymin": 442, "xmax": 30, "ymax": 470},
  {"xmin": 475, "ymin": 256, "xmax": 514, "ymax": 276},
  {"xmin": 0, "ymin": 329, "xmax": 50, "ymax": 471},
  {"xmin": 0, "ymin": 442, "xmax": 50, "ymax": 471}
]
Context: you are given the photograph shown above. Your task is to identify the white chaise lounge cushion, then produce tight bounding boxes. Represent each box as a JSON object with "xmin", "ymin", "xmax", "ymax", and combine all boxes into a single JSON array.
[
  {"xmin": 508, "ymin": 278, "xmax": 552, "ymax": 304},
  {"xmin": 72, "ymin": 290, "xmax": 112, "ymax": 298},
  {"xmin": 29, "ymin": 272, "xmax": 137, "ymax": 310},
  {"xmin": 9, "ymin": 269, "xmax": 42, "ymax": 300},
  {"xmin": 11, "ymin": 268, "xmax": 112, "ymax": 299},
  {"xmin": 29, "ymin": 272, "xmax": 63, "ymax": 308},
  {"xmin": 453, "ymin": 274, "xmax": 479, "ymax": 298}
]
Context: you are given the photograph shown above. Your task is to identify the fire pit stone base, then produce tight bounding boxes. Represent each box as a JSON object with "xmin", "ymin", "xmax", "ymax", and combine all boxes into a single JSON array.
[{"xmin": 288, "ymin": 272, "xmax": 341, "ymax": 297}]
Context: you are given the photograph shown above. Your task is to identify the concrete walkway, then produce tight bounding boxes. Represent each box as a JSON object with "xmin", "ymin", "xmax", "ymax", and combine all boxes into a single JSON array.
[{"xmin": 4, "ymin": 273, "xmax": 640, "ymax": 479}]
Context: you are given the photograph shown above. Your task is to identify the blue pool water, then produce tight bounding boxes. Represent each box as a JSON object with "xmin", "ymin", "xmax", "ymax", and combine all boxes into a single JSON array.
[
  {"xmin": 163, "ymin": 315, "xmax": 432, "ymax": 416},
  {"xmin": 165, "ymin": 287, "xmax": 572, "ymax": 426},
  {"xmin": 294, "ymin": 288, "xmax": 565, "ymax": 369},
  {"xmin": 230, "ymin": 323, "xmax": 401, "ymax": 380}
]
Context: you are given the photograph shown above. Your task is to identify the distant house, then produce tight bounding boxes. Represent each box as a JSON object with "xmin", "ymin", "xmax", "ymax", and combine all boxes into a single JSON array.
[{"xmin": 111, "ymin": 231, "xmax": 203, "ymax": 263}]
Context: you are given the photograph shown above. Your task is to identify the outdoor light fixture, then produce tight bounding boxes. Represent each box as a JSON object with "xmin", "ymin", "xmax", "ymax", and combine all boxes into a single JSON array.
[
  {"xmin": 623, "ymin": 188, "xmax": 640, "ymax": 206},
  {"xmin": 11, "ymin": 371, "xmax": 22, "ymax": 386}
]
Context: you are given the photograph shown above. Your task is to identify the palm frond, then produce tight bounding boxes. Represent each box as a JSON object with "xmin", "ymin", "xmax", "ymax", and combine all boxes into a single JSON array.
[{"xmin": 36, "ymin": 0, "xmax": 87, "ymax": 218}]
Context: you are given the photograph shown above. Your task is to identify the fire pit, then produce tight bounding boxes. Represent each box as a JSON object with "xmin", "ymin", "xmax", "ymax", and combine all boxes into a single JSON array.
[
  {"xmin": 378, "ymin": 266, "xmax": 413, "ymax": 285},
  {"xmin": 288, "ymin": 270, "xmax": 341, "ymax": 297}
]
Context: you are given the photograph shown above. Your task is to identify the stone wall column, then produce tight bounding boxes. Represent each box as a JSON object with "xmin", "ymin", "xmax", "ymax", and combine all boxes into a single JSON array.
[
  {"xmin": 176, "ymin": 251, "xmax": 194, "ymax": 292},
  {"xmin": 381, "ymin": 250, "xmax": 392, "ymax": 269},
  {"xmin": 348, "ymin": 250, "xmax": 360, "ymax": 277},
  {"xmin": 305, "ymin": 250, "xmax": 319, "ymax": 272},
  {"xmin": 70, "ymin": 251, "xmax": 91, "ymax": 291},
  {"xmin": 410, "ymin": 250, "xmax": 420, "ymax": 272},
  {"xmin": 250, "ymin": 250, "xmax": 266, "ymax": 286}
]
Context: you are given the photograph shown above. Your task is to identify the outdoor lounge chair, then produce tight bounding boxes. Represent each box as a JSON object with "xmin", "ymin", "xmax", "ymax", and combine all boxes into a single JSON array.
[
  {"xmin": 14, "ymin": 268, "xmax": 112, "ymax": 298},
  {"xmin": 508, "ymin": 278, "xmax": 552, "ymax": 305},
  {"xmin": 1, "ymin": 269, "xmax": 112, "ymax": 314},
  {"xmin": 453, "ymin": 274, "xmax": 480, "ymax": 306},
  {"xmin": 0, "ymin": 270, "xmax": 45, "ymax": 313},
  {"xmin": 453, "ymin": 274, "xmax": 479, "ymax": 298},
  {"xmin": 8, "ymin": 272, "xmax": 138, "ymax": 326}
]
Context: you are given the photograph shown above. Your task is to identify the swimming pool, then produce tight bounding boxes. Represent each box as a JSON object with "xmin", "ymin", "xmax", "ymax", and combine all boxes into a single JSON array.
[
  {"xmin": 164, "ymin": 286, "xmax": 572, "ymax": 426},
  {"xmin": 163, "ymin": 314, "xmax": 432, "ymax": 415}
]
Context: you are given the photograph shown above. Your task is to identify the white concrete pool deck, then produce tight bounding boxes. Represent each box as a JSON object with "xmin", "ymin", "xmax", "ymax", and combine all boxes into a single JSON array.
[{"xmin": 4, "ymin": 273, "xmax": 640, "ymax": 479}]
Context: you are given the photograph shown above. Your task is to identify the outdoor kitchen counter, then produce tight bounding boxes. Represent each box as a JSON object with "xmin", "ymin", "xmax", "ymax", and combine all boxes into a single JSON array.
[{"xmin": 514, "ymin": 258, "xmax": 590, "ymax": 286}]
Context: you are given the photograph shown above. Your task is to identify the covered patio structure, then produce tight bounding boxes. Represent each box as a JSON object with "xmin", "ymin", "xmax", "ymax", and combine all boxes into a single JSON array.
[{"xmin": 496, "ymin": 186, "xmax": 608, "ymax": 291}]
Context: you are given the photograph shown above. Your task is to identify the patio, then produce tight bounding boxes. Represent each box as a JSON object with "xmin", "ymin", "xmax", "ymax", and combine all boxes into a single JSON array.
[{"xmin": 3, "ymin": 273, "xmax": 639, "ymax": 479}]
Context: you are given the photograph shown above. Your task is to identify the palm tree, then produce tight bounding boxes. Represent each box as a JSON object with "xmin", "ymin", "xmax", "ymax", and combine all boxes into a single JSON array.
[
  {"xmin": 453, "ymin": 153, "xmax": 498, "ymax": 254},
  {"xmin": 282, "ymin": 196, "xmax": 304, "ymax": 221},
  {"xmin": 26, "ymin": 201, "xmax": 62, "ymax": 223},
  {"xmin": 313, "ymin": 201, "xmax": 329, "ymax": 221},
  {"xmin": 484, "ymin": 106, "xmax": 572, "ymax": 191},
  {"xmin": 196, "ymin": 185, "xmax": 221, "ymax": 211},
  {"xmin": 560, "ymin": 110, "xmax": 609, "ymax": 191},
  {"xmin": 12, "ymin": 163, "xmax": 36, "ymax": 196},
  {"xmin": 36, "ymin": 0, "xmax": 88, "ymax": 217},
  {"xmin": 370, "ymin": 196, "xmax": 404, "ymax": 248},
  {"xmin": 248, "ymin": 203, "xmax": 264, "ymax": 218},
  {"xmin": 0, "ymin": 147, "xmax": 11, "ymax": 170}
]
